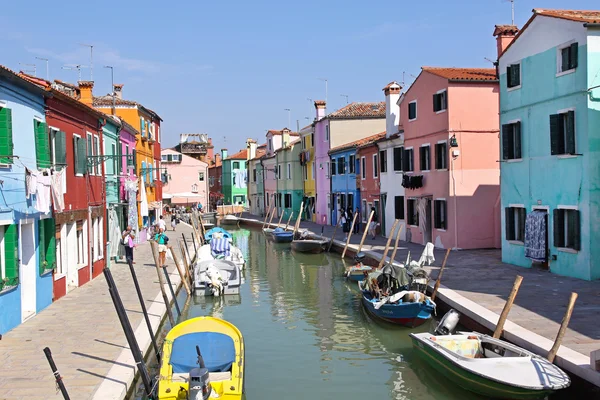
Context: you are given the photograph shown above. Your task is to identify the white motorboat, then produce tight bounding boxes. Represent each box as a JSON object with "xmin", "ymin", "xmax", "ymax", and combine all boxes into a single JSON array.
[
  {"xmin": 197, "ymin": 239, "xmax": 246, "ymax": 269},
  {"xmin": 193, "ymin": 260, "xmax": 241, "ymax": 296}
]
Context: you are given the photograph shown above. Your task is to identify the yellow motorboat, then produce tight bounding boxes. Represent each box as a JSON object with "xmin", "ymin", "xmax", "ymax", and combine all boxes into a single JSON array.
[{"xmin": 157, "ymin": 316, "xmax": 244, "ymax": 400}]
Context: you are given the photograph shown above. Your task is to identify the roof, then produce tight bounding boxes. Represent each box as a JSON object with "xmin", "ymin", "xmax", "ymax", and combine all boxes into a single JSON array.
[
  {"xmin": 328, "ymin": 131, "xmax": 386, "ymax": 154},
  {"xmin": 266, "ymin": 129, "xmax": 300, "ymax": 137},
  {"xmin": 117, "ymin": 117, "xmax": 140, "ymax": 135},
  {"xmin": 500, "ymin": 9, "xmax": 600, "ymax": 58},
  {"xmin": 249, "ymin": 143, "xmax": 268, "ymax": 161},
  {"xmin": 226, "ymin": 149, "xmax": 247, "ymax": 160},
  {"xmin": 327, "ymin": 102, "xmax": 385, "ymax": 120},
  {"xmin": 0, "ymin": 65, "xmax": 47, "ymax": 97},
  {"xmin": 493, "ymin": 25, "xmax": 519, "ymax": 36},
  {"xmin": 93, "ymin": 95, "xmax": 162, "ymax": 121},
  {"xmin": 422, "ymin": 67, "xmax": 497, "ymax": 82},
  {"xmin": 382, "ymin": 81, "xmax": 401, "ymax": 91}
]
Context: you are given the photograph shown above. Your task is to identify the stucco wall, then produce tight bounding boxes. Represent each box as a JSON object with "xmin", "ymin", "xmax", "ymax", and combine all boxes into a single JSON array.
[
  {"xmin": 329, "ymin": 119, "xmax": 385, "ymax": 149},
  {"xmin": 587, "ymin": 29, "xmax": 600, "ymax": 280},
  {"xmin": 314, "ymin": 119, "xmax": 330, "ymax": 224},
  {"xmin": 162, "ymin": 149, "xmax": 208, "ymax": 207}
]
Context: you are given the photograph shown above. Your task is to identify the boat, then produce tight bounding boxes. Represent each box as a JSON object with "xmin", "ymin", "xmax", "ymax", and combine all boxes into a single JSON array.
[
  {"xmin": 270, "ymin": 227, "xmax": 293, "ymax": 243},
  {"xmin": 205, "ymin": 227, "xmax": 232, "ymax": 243},
  {"xmin": 344, "ymin": 252, "xmax": 373, "ymax": 282},
  {"xmin": 157, "ymin": 316, "xmax": 244, "ymax": 400},
  {"xmin": 291, "ymin": 237, "xmax": 329, "ymax": 253},
  {"xmin": 410, "ymin": 331, "xmax": 570, "ymax": 399},
  {"xmin": 197, "ymin": 238, "xmax": 246, "ymax": 268},
  {"xmin": 194, "ymin": 259, "xmax": 241, "ymax": 296},
  {"xmin": 262, "ymin": 227, "xmax": 274, "ymax": 236},
  {"xmin": 202, "ymin": 222, "xmax": 215, "ymax": 230},
  {"xmin": 220, "ymin": 214, "xmax": 240, "ymax": 226}
]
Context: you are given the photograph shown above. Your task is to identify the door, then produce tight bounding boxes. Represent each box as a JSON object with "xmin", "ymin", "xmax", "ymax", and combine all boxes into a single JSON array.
[
  {"xmin": 424, "ymin": 198, "xmax": 433, "ymax": 244},
  {"xmin": 380, "ymin": 194, "xmax": 387, "ymax": 235},
  {"xmin": 20, "ymin": 222, "xmax": 36, "ymax": 322},
  {"xmin": 66, "ymin": 223, "xmax": 78, "ymax": 290},
  {"xmin": 373, "ymin": 199, "xmax": 380, "ymax": 235}
]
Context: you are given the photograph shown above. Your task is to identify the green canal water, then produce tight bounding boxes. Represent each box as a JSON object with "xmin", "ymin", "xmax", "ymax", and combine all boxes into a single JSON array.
[{"xmin": 136, "ymin": 227, "xmax": 589, "ymax": 400}]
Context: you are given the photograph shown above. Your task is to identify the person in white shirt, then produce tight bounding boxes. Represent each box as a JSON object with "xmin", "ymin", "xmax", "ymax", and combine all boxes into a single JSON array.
[{"xmin": 158, "ymin": 215, "xmax": 167, "ymax": 231}]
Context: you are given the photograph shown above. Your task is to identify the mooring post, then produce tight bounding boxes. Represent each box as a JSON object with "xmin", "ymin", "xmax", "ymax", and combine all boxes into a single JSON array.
[
  {"xmin": 387, "ymin": 225, "xmax": 404, "ymax": 267},
  {"xmin": 357, "ymin": 210, "xmax": 374, "ymax": 253},
  {"xmin": 170, "ymin": 246, "xmax": 191, "ymax": 295},
  {"xmin": 493, "ymin": 275, "xmax": 524, "ymax": 339},
  {"xmin": 267, "ymin": 207, "xmax": 276, "ymax": 228},
  {"xmin": 182, "ymin": 233, "xmax": 192, "ymax": 264},
  {"xmin": 262, "ymin": 204, "xmax": 272, "ymax": 228},
  {"xmin": 150, "ymin": 241, "xmax": 175, "ymax": 326},
  {"xmin": 431, "ymin": 248, "xmax": 451, "ymax": 301},
  {"xmin": 190, "ymin": 232, "xmax": 198, "ymax": 256},
  {"xmin": 292, "ymin": 202, "xmax": 304, "ymax": 238},
  {"xmin": 285, "ymin": 212, "xmax": 294, "ymax": 231},
  {"xmin": 43, "ymin": 347, "xmax": 70, "ymax": 400},
  {"xmin": 341, "ymin": 212, "xmax": 358, "ymax": 259},
  {"xmin": 178, "ymin": 239, "xmax": 192, "ymax": 278},
  {"xmin": 163, "ymin": 265, "xmax": 181, "ymax": 318},
  {"xmin": 547, "ymin": 292, "xmax": 578, "ymax": 363},
  {"xmin": 378, "ymin": 219, "xmax": 400, "ymax": 269},
  {"xmin": 277, "ymin": 209, "xmax": 284, "ymax": 227}
]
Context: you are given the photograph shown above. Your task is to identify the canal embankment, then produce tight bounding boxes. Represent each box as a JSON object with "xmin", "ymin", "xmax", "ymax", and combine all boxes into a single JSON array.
[
  {"xmin": 241, "ymin": 213, "xmax": 600, "ymax": 389},
  {"xmin": 0, "ymin": 223, "xmax": 194, "ymax": 400}
]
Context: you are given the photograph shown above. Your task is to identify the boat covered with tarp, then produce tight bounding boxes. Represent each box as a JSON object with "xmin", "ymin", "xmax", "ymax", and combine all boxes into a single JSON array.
[
  {"xmin": 291, "ymin": 231, "xmax": 329, "ymax": 253},
  {"xmin": 270, "ymin": 227, "xmax": 293, "ymax": 243},
  {"xmin": 205, "ymin": 227, "xmax": 232, "ymax": 243}
]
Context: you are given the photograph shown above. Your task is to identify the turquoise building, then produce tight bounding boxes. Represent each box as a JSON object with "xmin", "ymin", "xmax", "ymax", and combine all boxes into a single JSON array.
[
  {"xmin": 103, "ymin": 117, "xmax": 120, "ymax": 207},
  {"xmin": 497, "ymin": 10, "xmax": 600, "ymax": 280},
  {"xmin": 275, "ymin": 138, "xmax": 303, "ymax": 222},
  {"xmin": 222, "ymin": 149, "xmax": 248, "ymax": 206}
]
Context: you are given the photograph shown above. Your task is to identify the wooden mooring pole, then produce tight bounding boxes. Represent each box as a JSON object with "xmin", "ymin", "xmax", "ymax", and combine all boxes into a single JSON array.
[
  {"xmin": 387, "ymin": 224, "xmax": 404, "ymax": 267},
  {"xmin": 493, "ymin": 275, "xmax": 523, "ymax": 339},
  {"xmin": 292, "ymin": 202, "xmax": 304, "ymax": 237},
  {"xmin": 431, "ymin": 248, "xmax": 451, "ymax": 301},
  {"xmin": 547, "ymin": 292, "xmax": 578, "ymax": 363},
  {"xmin": 267, "ymin": 207, "xmax": 276, "ymax": 227},
  {"xmin": 285, "ymin": 212, "xmax": 294, "ymax": 230},
  {"xmin": 277, "ymin": 209, "xmax": 284, "ymax": 227},
  {"xmin": 262, "ymin": 204, "xmax": 272, "ymax": 228},
  {"xmin": 150, "ymin": 241, "xmax": 175, "ymax": 326},
  {"xmin": 357, "ymin": 210, "xmax": 374, "ymax": 254},
  {"xmin": 170, "ymin": 246, "xmax": 191, "ymax": 295},
  {"xmin": 378, "ymin": 219, "xmax": 400, "ymax": 269},
  {"xmin": 341, "ymin": 212, "xmax": 358, "ymax": 259}
]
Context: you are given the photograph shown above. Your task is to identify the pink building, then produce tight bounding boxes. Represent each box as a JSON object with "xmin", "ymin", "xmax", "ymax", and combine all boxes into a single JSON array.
[
  {"xmin": 313, "ymin": 101, "xmax": 329, "ymax": 224},
  {"xmin": 161, "ymin": 148, "xmax": 209, "ymax": 207},
  {"xmin": 400, "ymin": 67, "xmax": 500, "ymax": 249},
  {"xmin": 119, "ymin": 119, "xmax": 138, "ymax": 204}
]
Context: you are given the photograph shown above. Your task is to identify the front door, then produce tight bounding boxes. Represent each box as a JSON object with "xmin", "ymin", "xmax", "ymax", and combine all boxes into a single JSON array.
[
  {"xmin": 380, "ymin": 194, "xmax": 387, "ymax": 235},
  {"xmin": 20, "ymin": 222, "xmax": 36, "ymax": 322}
]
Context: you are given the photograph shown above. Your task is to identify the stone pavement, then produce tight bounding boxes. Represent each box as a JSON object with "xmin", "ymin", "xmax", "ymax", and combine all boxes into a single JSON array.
[
  {"xmin": 0, "ymin": 224, "xmax": 194, "ymax": 400},
  {"xmin": 246, "ymin": 212, "xmax": 600, "ymax": 358}
]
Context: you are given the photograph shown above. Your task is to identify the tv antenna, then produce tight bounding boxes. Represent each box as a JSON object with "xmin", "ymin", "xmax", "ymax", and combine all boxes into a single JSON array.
[
  {"xmin": 62, "ymin": 64, "xmax": 88, "ymax": 81},
  {"xmin": 503, "ymin": 0, "xmax": 516, "ymax": 25},
  {"xmin": 35, "ymin": 57, "xmax": 49, "ymax": 80},
  {"xmin": 340, "ymin": 94, "xmax": 349, "ymax": 104},
  {"xmin": 79, "ymin": 43, "xmax": 94, "ymax": 80},
  {"xmin": 19, "ymin": 63, "xmax": 36, "ymax": 76},
  {"xmin": 317, "ymin": 78, "xmax": 328, "ymax": 106}
]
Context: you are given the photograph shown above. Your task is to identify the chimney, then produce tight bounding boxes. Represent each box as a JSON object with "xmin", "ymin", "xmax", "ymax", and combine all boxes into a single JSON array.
[
  {"xmin": 214, "ymin": 153, "xmax": 221, "ymax": 165},
  {"xmin": 281, "ymin": 128, "xmax": 290, "ymax": 148},
  {"xmin": 78, "ymin": 81, "xmax": 94, "ymax": 105},
  {"xmin": 221, "ymin": 148, "xmax": 228, "ymax": 160},
  {"xmin": 493, "ymin": 25, "xmax": 519, "ymax": 59},
  {"xmin": 113, "ymin": 84, "xmax": 124, "ymax": 99},
  {"xmin": 383, "ymin": 82, "xmax": 401, "ymax": 137},
  {"xmin": 314, "ymin": 100, "xmax": 326, "ymax": 120},
  {"xmin": 246, "ymin": 138, "xmax": 257, "ymax": 160}
]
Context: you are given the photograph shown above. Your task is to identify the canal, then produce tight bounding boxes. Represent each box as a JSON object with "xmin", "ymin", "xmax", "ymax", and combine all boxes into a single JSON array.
[{"xmin": 136, "ymin": 226, "xmax": 587, "ymax": 400}]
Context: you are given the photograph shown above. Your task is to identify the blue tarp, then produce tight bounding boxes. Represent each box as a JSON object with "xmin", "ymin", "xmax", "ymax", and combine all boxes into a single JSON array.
[
  {"xmin": 170, "ymin": 332, "xmax": 236, "ymax": 373},
  {"xmin": 211, "ymin": 237, "xmax": 231, "ymax": 257},
  {"xmin": 205, "ymin": 227, "xmax": 232, "ymax": 242}
]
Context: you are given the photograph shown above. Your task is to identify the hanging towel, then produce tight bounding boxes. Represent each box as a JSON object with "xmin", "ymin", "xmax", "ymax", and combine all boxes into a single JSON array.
[
  {"xmin": 418, "ymin": 242, "xmax": 436, "ymax": 266},
  {"xmin": 50, "ymin": 169, "xmax": 65, "ymax": 212},
  {"xmin": 211, "ymin": 237, "xmax": 231, "ymax": 258},
  {"xmin": 25, "ymin": 168, "xmax": 38, "ymax": 199},
  {"xmin": 525, "ymin": 210, "xmax": 546, "ymax": 262},
  {"xmin": 36, "ymin": 174, "xmax": 52, "ymax": 213}
]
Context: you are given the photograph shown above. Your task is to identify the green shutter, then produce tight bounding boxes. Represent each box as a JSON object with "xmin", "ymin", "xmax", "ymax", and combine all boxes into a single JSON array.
[
  {"xmin": 512, "ymin": 64, "xmax": 520, "ymax": 86},
  {"xmin": 4, "ymin": 224, "xmax": 18, "ymax": 282},
  {"xmin": 38, "ymin": 219, "xmax": 46, "ymax": 275},
  {"xmin": 505, "ymin": 208, "xmax": 514, "ymax": 241},
  {"xmin": 553, "ymin": 209, "xmax": 564, "ymax": 247},
  {"xmin": 571, "ymin": 210, "xmax": 581, "ymax": 251},
  {"xmin": 517, "ymin": 208, "xmax": 526, "ymax": 242},
  {"xmin": 44, "ymin": 219, "xmax": 56, "ymax": 272},
  {"xmin": 561, "ymin": 48, "xmax": 570, "ymax": 72},
  {"xmin": 549, "ymin": 114, "xmax": 561, "ymax": 155},
  {"xmin": 0, "ymin": 108, "xmax": 14, "ymax": 164},
  {"xmin": 55, "ymin": 131, "xmax": 67, "ymax": 165},
  {"xmin": 565, "ymin": 111, "xmax": 576, "ymax": 155},
  {"xmin": 569, "ymin": 43, "xmax": 578, "ymax": 70},
  {"xmin": 35, "ymin": 121, "xmax": 51, "ymax": 168},
  {"xmin": 77, "ymin": 138, "xmax": 87, "ymax": 174}
]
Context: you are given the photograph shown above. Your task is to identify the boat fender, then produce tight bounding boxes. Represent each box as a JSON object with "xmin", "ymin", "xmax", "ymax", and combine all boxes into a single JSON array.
[{"xmin": 434, "ymin": 309, "xmax": 461, "ymax": 336}]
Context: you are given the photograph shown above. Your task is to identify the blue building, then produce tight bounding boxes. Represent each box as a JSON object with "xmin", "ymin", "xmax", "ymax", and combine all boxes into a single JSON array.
[
  {"xmin": 328, "ymin": 144, "xmax": 360, "ymax": 226},
  {"xmin": 0, "ymin": 66, "xmax": 55, "ymax": 333},
  {"xmin": 496, "ymin": 10, "xmax": 600, "ymax": 280}
]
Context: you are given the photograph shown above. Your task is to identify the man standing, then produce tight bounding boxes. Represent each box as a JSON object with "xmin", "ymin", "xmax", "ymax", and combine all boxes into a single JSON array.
[{"xmin": 122, "ymin": 226, "xmax": 136, "ymax": 264}]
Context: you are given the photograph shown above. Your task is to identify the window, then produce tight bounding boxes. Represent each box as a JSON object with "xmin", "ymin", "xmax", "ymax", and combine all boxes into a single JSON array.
[
  {"xmin": 554, "ymin": 208, "xmax": 580, "ymax": 251},
  {"xmin": 161, "ymin": 154, "xmax": 167, "ymax": 162},
  {"xmin": 125, "ymin": 144, "xmax": 130, "ymax": 172},
  {"xmin": 502, "ymin": 122, "xmax": 522, "ymax": 160},
  {"xmin": 233, "ymin": 161, "xmax": 240, "ymax": 169},
  {"xmin": 76, "ymin": 221, "xmax": 85, "ymax": 265},
  {"xmin": 550, "ymin": 111, "xmax": 575, "ymax": 155},
  {"xmin": 407, "ymin": 199, "xmax": 419, "ymax": 226},
  {"xmin": 277, "ymin": 193, "xmax": 282, "ymax": 208},
  {"xmin": 191, "ymin": 184, "xmax": 198, "ymax": 193},
  {"xmin": 393, "ymin": 147, "xmax": 403, "ymax": 172},
  {"xmin": 50, "ymin": 129, "xmax": 67, "ymax": 192},
  {"xmin": 558, "ymin": 42, "xmax": 578, "ymax": 74},
  {"xmin": 507, "ymin": 63, "xmax": 521, "ymax": 88},
  {"xmin": 435, "ymin": 142, "xmax": 448, "ymax": 169},
  {"xmin": 433, "ymin": 90, "xmax": 447, "ymax": 112},
  {"xmin": 361, "ymin": 156, "xmax": 366, "ymax": 179},
  {"xmin": 403, "ymin": 148, "xmax": 414, "ymax": 172},
  {"xmin": 362, "ymin": 200, "xmax": 367, "ymax": 222},
  {"xmin": 408, "ymin": 101, "xmax": 417, "ymax": 121},
  {"xmin": 111, "ymin": 144, "xmax": 117, "ymax": 175},
  {"xmin": 394, "ymin": 196, "xmax": 404, "ymax": 219},
  {"xmin": 420, "ymin": 145, "xmax": 430, "ymax": 171},
  {"xmin": 302, "ymin": 136, "xmax": 306, "ymax": 149},
  {"xmin": 349, "ymin": 154, "xmax": 355, "ymax": 174},
  {"xmin": 337, "ymin": 157, "xmax": 344, "ymax": 175},
  {"xmin": 0, "ymin": 224, "xmax": 18, "ymax": 289},
  {"xmin": 325, "ymin": 125, "xmax": 329, "ymax": 141},
  {"xmin": 73, "ymin": 135, "xmax": 86, "ymax": 175},
  {"xmin": 284, "ymin": 193, "xmax": 292, "ymax": 208},
  {"xmin": 311, "ymin": 163, "xmax": 315, "ymax": 179},
  {"xmin": 0, "ymin": 106, "xmax": 14, "ymax": 164},
  {"xmin": 34, "ymin": 119, "xmax": 50, "ymax": 168},
  {"xmin": 287, "ymin": 163, "xmax": 291, "ymax": 179},
  {"xmin": 198, "ymin": 172, "xmax": 205, "ymax": 181},
  {"xmin": 92, "ymin": 217, "xmax": 103, "ymax": 261},
  {"xmin": 505, "ymin": 207, "xmax": 526, "ymax": 242},
  {"xmin": 373, "ymin": 153, "xmax": 379, "ymax": 178},
  {"xmin": 434, "ymin": 200, "xmax": 447, "ymax": 230},
  {"xmin": 379, "ymin": 150, "xmax": 387, "ymax": 173},
  {"xmin": 311, "ymin": 132, "xmax": 314, "ymax": 147},
  {"xmin": 268, "ymin": 138, "xmax": 273, "ymax": 151},
  {"xmin": 253, "ymin": 168, "xmax": 257, "ymax": 182},
  {"xmin": 347, "ymin": 193, "xmax": 354, "ymax": 211},
  {"xmin": 330, "ymin": 160, "xmax": 336, "ymax": 176}
]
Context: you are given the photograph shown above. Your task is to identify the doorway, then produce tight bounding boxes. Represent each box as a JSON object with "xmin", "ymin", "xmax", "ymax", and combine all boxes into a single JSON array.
[
  {"xmin": 380, "ymin": 194, "xmax": 387, "ymax": 235},
  {"xmin": 20, "ymin": 222, "xmax": 36, "ymax": 322},
  {"xmin": 424, "ymin": 198, "xmax": 432, "ymax": 244}
]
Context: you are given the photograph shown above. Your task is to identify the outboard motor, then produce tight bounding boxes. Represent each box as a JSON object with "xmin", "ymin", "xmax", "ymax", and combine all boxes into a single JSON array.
[
  {"xmin": 354, "ymin": 252, "xmax": 366, "ymax": 264},
  {"xmin": 189, "ymin": 346, "xmax": 212, "ymax": 400},
  {"xmin": 434, "ymin": 309, "xmax": 461, "ymax": 336}
]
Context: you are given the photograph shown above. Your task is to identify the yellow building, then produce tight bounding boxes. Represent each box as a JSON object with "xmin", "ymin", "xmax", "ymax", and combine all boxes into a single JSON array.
[
  {"xmin": 300, "ymin": 124, "xmax": 316, "ymax": 221},
  {"xmin": 92, "ymin": 84, "xmax": 163, "ymax": 228}
]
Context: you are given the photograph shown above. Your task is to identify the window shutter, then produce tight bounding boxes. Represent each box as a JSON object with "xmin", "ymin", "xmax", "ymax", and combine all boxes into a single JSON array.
[
  {"xmin": 403, "ymin": 149, "xmax": 409, "ymax": 171},
  {"xmin": 434, "ymin": 201, "xmax": 440, "ymax": 228},
  {"xmin": 394, "ymin": 196, "xmax": 404, "ymax": 219},
  {"xmin": 38, "ymin": 219, "xmax": 46, "ymax": 275},
  {"xmin": 572, "ymin": 210, "xmax": 581, "ymax": 251},
  {"xmin": 35, "ymin": 121, "xmax": 50, "ymax": 168},
  {"xmin": 565, "ymin": 111, "xmax": 575, "ymax": 155},
  {"xmin": 433, "ymin": 93, "xmax": 439, "ymax": 112},
  {"xmin": 505, "ymin": 208, "xmax": 514, "ymax": 240},
  {"xmin": 4, "ymin": 224, "xmax": 18, "ymax": 280},
  {"xmin": 518, "ymin": 208, "xmax": 526, "ymax": 241},
  {"xmin": 0, "ymin": 107, "xmax": 14, "ymax": 164},
  {"xmin": 549, "ymin": 114, "xmax": 561, "ymax": 155},
  {"xmin": 133, "ymin": 150, "xmax": 137, "ymax": 174},
  {"xmin": 569, "ymin": 43, "xmax": 578, "ymax": 69},
  {"xmin": 553, "ymin": 209, "xmax": 564, "ymax": 247},
  {"xmin": 55, "ymin": 131, "xmax": 67, "ymax": 165},
  {"xmin": 512, "ymin": 64, "xmax": 520, "ymax": 86},
  {"xmin": 501, "ymin": 124, "xmax": 511, "ymax": 160},
  {"xmin": 77, "ymin": 138, "xmax": 87, "ymax": 174},
  {"xmin": 506, "ymin": 66, "xmax": 513, "ymax": 87},
  {"xmin": 394, "ymin": 147, "xmax": 403, "ymax": 171},
  {"xmin": 514, "ymin": 122, "xmax": 522, "ymax": 159},
  {"xmin": 561, "ymin": 48, "xmax": 570, "ymax": 72},
  {"xmin": 442, "ymin": 201, "xmax": 447, "ymax": 229}
]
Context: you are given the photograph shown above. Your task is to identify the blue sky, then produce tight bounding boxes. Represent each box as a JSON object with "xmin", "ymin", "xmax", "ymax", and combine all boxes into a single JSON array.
[{"xmin": 0, "ymin": 0, "xmax": 597, "ymax": 153}]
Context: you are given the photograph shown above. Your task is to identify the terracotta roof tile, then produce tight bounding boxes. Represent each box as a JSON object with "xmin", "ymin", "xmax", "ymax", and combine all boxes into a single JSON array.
[
  {"xmin": 327, "ymin": 102, "xmax": 385, "ymax": 119},
  {"xmin": 266, "ymin": 129, "xmax": 300, "ymax": 137},
  {"xmin": 422, "ymin": 67, "xmax": 497, "ymax": 81},
  {"xmin": 226, "ymin": 149, "xmax": 247, "ymax": 160},
  {"xmin": 93, "ymin": 95, "xmax": 162, "ymax": 121},
  {"xmin": 493, "ymin": 25, "xmax": 519, "ymax": 36},
  {"xmin": 328, "ymin": 131, "xmax": 386, "ymax": 154}
]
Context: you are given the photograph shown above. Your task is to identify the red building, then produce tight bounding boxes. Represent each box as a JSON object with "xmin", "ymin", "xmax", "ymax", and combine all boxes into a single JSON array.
[
  {"xmin": 357, "ymin": 132, "xmax": 386, "ymax": 229},
  {"xmin": 22, "ymin": 76, "xmax": 106, "ymax": 299},
  {"xmin": 208, "ymin": 152, "xmax": 223, "ymax": 211}
]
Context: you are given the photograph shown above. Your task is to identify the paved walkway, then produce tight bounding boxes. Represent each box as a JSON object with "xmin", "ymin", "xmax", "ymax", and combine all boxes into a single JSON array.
[
  {"xmin": 0, "ymin": 225, "xmax": 194, "ymax": 400},
  {"xmin": 248, "ymin": 212, "xmax": 600, "ymax": 358}
]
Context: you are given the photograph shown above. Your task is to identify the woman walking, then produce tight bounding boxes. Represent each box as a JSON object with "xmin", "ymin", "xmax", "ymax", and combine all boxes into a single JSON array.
[
  {"xmin": 154, "ymin": 228, "xmax": 169, "ymax": 267},
  {"xmin": 171, "ymin": 213, "xmax": 178, "ymax": 231}
]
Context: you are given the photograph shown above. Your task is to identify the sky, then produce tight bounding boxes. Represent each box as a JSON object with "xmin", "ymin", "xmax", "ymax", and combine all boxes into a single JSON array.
[{"xmin": 1, "ymin": 0, "xmax": 597, "ymax": 154}]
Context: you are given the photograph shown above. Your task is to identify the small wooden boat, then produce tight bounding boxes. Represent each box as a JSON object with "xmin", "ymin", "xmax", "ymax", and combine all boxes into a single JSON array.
[
  {"xmin": 291, "ymin": 238, "xmax": 329, "ymax": 253},
  {"xmin": 220, "ymin": 214, "xmax": 240, "ymax": 226},
  {"xmin": 344, "ymin": 252, "xmax": 372, "ymax": 282},
  {"xmin": 194, "ymin": 260, "xmax": 241, "ymax": 296},
  {"xmin": 157, "ymin": 316, "xmax": 244, "ymax": 400},
  {"xmin": 270, "ymin": 228, "xmax": 293, "ymax": 243},
  {"xmin": 205, "ymin": 227, "xmax": 232, "ymax": 243},
  {"xmin": 409, "ymin": 332, "xmax": 570, "ymax": 399}
]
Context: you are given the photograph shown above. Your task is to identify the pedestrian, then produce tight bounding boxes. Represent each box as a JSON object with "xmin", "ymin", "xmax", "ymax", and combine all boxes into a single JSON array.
[
  {"xmin": 341, "ymin": 208, "xmax": 348, "ymax": 241},
  {"xmin": 158, "ymin": 215, "xmax": 167, "ymax": 232},
  {"xmin": 154, "ymin": 227, "xmax": 169, "ymax": 268},
  {"xmin": 121, "ymin": 226, "xmax": 136, "ymax": 264},
  {"xmin": 171, "ymin": 213, "xmax": 178, "ymax": 231},
  {"xmin": 354, "ymin": 207, "xmax": 361, "ymax": 233},
  {"xmin": 346, "ymin": 206, "xmax": 353, "ymax": 229},
  {"xmin": 368, "ymin": 206, "xmax": 379, "ymax": 239}
]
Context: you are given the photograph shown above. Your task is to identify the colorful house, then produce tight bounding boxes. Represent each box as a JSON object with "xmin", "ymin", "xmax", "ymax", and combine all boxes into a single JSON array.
[
  {"xmin": 377, "ymin": 82, "xmax": 406, "ymax": 239},
  {"xmin": 222, "ymin": 148, "xmax": 248, "ymax": 206},
  {"xmin": 246, "ymin": 140, "xmax": 267, "ymax": 216},
  {"xmin": 497, "ymin": 9, "xmax": 600, "ymax": 280},
  {"xmin": 356, "ymin": 132, "xmax": 386, "ymax": 233},
  {"xmin": 275, "ymin": 136, "xmax": 302, "ymax": 222},
  {"xmin": 118, "ymin": 119, "xmax": 138, "ymax": 234},
  {"xmin": 399, "ymin": 67, "xmax": 500, "ymax": 249},
  {"xmin": 0, "ymin": 66, "xmax": 54, "ymax": 334},
  {"xmin": 208, "ymin": 152, "xmax": 223, "ymax": 211},
  {"xmin": 299, "ymin": 124, "xmax": 316, "ymax": 221},
  {"xmin": 328, "ymin": 145, "xmax": 359, "ymax": 226},
  {"xmin": 261, "ymin": 128, "xmax": 293, "ymax": 217},
  {"xmin": 313, "ymin": 101, "xmax": 386, "ymax": 225},
  {"xmin": 161, "ymin": 148, "xmax": 208, "ymax": 207}
]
